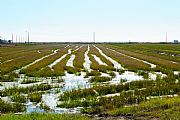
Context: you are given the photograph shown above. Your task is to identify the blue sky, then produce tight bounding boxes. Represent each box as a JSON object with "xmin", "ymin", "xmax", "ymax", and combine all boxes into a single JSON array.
[{"xmin": 0, "ymin": 0, "xmax": 180, "ymax": 42}]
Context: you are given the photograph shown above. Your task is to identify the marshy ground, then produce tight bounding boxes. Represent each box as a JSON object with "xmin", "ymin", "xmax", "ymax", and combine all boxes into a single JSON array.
[{"xmin": 0, "ymin": 43, "xmax": 179, "ymax": 119}]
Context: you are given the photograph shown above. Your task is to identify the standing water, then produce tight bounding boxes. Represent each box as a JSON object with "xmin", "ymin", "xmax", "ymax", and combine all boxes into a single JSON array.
[{"xmin": 83, "ymin": 45, "xmax": 92, "ymax": 72}]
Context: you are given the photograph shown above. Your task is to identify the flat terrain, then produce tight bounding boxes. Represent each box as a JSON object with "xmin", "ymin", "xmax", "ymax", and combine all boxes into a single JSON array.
[{"xmin": 0, "ymin": 43, "xmax": 179, "ymax": 119}]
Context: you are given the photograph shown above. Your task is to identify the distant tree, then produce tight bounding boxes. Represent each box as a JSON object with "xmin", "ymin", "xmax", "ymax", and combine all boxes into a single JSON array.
[{"xmin": 8, "ymin": 40, "xmax": 11, "ymax": 44}]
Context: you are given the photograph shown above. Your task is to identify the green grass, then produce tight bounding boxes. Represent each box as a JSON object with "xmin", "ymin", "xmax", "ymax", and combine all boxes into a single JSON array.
[
  {"xmin": 109, "ymin": 43, "xmax": 180, "ymax": 63},
  {"xmin": 73, "ymin": 45, "xmax": 87, "ymax": 71},
  {"xmin": 21, "ymin": 77, "xmax": 37, "ymax": 84},
  {"xmin": 0, "ymin": 46, "xmax": 55, "ymax": 75},
  {"xmin": 0, "ymin": 72, "xmax": 19, "ymax": 82},
  {"xmin": 91, "ymin": 45, "xmax": 114, "ymax": 67},
  {"xmin": 88, "ymin": 45, "xmax": 115, "ymax": 72},
  {"xmin": 97, "ymin": 45, "xmax": 151, "ymax": 71},
  {"xmin": 11, "ymin": 93, "xmax": 27, "ymax": 103},
  {"xmin": 107, "ymin": 44, "xmax": 180, "ymax": 70},
  {"xmin": 108, "ymin": 97, "xmax": 180, "ymax": 120},
  {"xmin": 28, "ymin": 92, "xmax": 42, "ymax": 103},
  {"xmin": 0, "ymin": 99, "xmax": 26, "ymax": 113},
  {"xmin": 1, "ymin": 43, "xmax": 180, "ymax": 119},
  {"xmin": 108, "ymin": 71, "xmax": 116, "ymax": 78},
  {"xmin": 52, "ymin": 54, "xmax": 71, "ymax": 76},
  {"xmin": 57, "ymin": 98, "xmax": 98, "ymax": 108},
  {"xmin": 90, "ymin": 76, "xmax": 111, "ymax": 82},
  {"xmin": 64, "ymin": 73, "xmax": 180, "ymax": 115},
  {"xmin": 20, "ymin": 46, "xmax": 69, "ymax": 77},
  {"xmin": 137, "ymin": 71, "xmax": 149, "ymax": 79},
  {"xmin": 64, "ymin": 66, "xmax": 80, "ymax": 74},
  {"xmin": 0, "ymin": 113, "xmax": 90, "ymax": 120},
  {"xmin": 0, "ymin": 83, "xmax": 52, "ymax": 97},
  {"xmin": 85, "ymin": 70, "xmax": 101, "ymax": 77},
  {"xmin": 59, "ymin": 80, "xmax": 154, "ymax": 101}
]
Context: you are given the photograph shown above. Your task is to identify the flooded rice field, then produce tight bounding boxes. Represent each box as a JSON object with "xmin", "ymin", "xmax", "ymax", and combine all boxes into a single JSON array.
[{"xmin": 0, "ymin": 44, "xmax": 179, "ymax": 116}]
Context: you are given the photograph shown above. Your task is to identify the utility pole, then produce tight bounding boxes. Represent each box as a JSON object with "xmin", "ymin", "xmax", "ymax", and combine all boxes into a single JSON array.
[
  {"xmin": 166, "ymin": 32, "xmax": 168, "ymax": 43},
  {"xmin": 12, "ymin": 33, "xmax": 13, "ymax": 43},
  {"xmin": 16, "ymin": 35, "xmax": 17, "ymax": 43},
  {"xmin": 28, "ymin": 32, "xmax": 29, "ymax": 44},
  {"xmin": 93, "ymin": 32, "xmax": 95, "ymax": 43},
  {"xmin": 22, "ymin": 35, "xmax": 23, "ymax": 43},
  {"xmin": 19, "ymin": 35, "xmax": 21, "ymax": 43},
  {"xmin": 21, "ymin": 36, "xmax": 23, "ymax": 43}
]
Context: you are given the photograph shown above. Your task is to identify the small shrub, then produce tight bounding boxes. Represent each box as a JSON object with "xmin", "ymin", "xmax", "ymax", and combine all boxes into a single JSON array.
[
  {"xmin": 21, "ymin": 78, "xmax": 37, "ymax": 84},
  {"xmin": 11, "ymin": 93, "xmax": 27, "ymax": 103},
  {"xmin": 0, "ymin": 99, "xmax": 26, "ymax": 113},
  {"xmin": 90, "ymin": 76, "xmax": 111, "ymax": 82},
  {"xmin": 108, "ymin": 71, "xmax": 116, "ymax": 78},
  {"xmin": 28, "ymin": 92, "xmax": 42, "ymax": 103},
  {"xmin": 85, "ymin": 70, "xmax": 101, "ymax": 77}
]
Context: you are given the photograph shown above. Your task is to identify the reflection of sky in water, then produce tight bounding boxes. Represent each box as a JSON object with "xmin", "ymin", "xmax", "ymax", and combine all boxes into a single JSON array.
[
  {"xmin": 42, "ymin": 94, "xmax": 58, "ymax": 109},
  {"xmin": 26, "ymin": 102, "xmax": 44, "ymax": 113},
  {"xmin": 110, "ymin": 71, "xmax": 143, "ymax": 84},
  {"xmin": 1, "ymin": 69, "xmax": 168, "ymax": 114},
  {"xmin": 66, "ymin": 54, "xmax": 75, "ymax": 67},
  {"xmin": 83, "ymin": 45, "xmax": 92, "ymax": 72},
  {"xmin": 0, "ymin": 82, "xmax": 17, "ymax": 90},
  {"xmin": 0, "ymin": 45, "xmax": 172, "ymax": 114},
  {"xmin": 94, "ymin": 45, "xmax": 123, "ymax": 70},
  {"xmin": 61, "ymin": 72, "xmax": 91, "ymax": 92},
  {"xmin": 91, "ymin": 54, "xmax": 107, "ymax": 66}
]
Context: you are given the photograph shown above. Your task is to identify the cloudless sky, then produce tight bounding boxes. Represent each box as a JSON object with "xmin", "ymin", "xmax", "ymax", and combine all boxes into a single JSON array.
[{"xmin": 0, "ymin": 0, "xmax": 180, "ymax": 42}]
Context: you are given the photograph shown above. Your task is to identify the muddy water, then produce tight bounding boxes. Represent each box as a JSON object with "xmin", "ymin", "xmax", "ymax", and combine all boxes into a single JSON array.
[
  {"xmin": 0, "ymin": 70, "xmax": 91, "ymax": 113},
  {"xmin": 0, "ymin": 45, "xmax": 91, "ymax": 113},
  {"xmin": 42, "ymin": 94, "xmax": 58, "ymax": 109},
  {"xmin": 94, "ymin": 45, "xmax": 123, "ymax": 70},
  {"xmin": 26, "ymin": 102, "xmax": 44, "ymax": 113},
  {"xmin": 66, "ymin": 54, "xmax": 75, "ymax": 67},
  {"xmin": 83, "ymin": 45, "xmax": 92, "ymax": 72},
  {"xmin": 0, "ymin": 82, "xmax": 18, "ymax": 90},
  {"xmin": 149, "ymin": 72, "xmax": 167, "ymax": 80},
  {"xmin": 0, "ymin": 72, "xmax": 162, "ymax": 113},
  {"xmin": 24, "ymin": 71, "xmax": 91, "ymax": 113},
  {"xmin": 91, "ymin": 54, "xmax": 107, "ymax": 66},
  {"xmin": 0, "ymin": 44, "xmax": 170, "ymax": 114},
  {"xmin": 61, "ymin": 72, "xmax": 91, "ymax": 91},
  {"xmin": 174, "ymin": 71, "xmax": 180, "ymax": 75},
  {"xmin": 48, "ymin": 49, "xmax": 71, "ymax": 69},
  {"xmin": 110, "ymin": 71, "xmax": 143, "ymax": 84}
]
